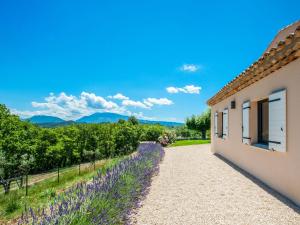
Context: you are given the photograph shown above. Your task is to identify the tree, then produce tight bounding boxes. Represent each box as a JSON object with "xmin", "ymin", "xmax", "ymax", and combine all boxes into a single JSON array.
[
  {"xmin": 117, "ymin": 119, "xmax": 126, "ymax": 124},
  {"xmin": 114, "ymin": 123, "xmax": 140, "ymax": 155},
  {"xmin": 0, "ymin": 103, "xmax": 171, "ymax": 193},
  {"xmin": 128, "ymin": 116, "xmax": 139, "ymax": 125},
  {"xmin": 141, "ymin": 125, "xmax": 164, "ymax": 142},
  {"xmin": 186, "ymin": 109, "xmax": 211, "ymax": 139}
]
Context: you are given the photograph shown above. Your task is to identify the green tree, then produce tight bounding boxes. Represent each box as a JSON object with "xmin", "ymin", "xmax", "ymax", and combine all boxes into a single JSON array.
[
  {"xmin": 141, "ymin": 125, "xmax": 164, "ymax": 142},
  {"xmin": 186, "ymin": 109, "xmax": 211, "ymax": 139},
  {"xmin": 128, "ymin": 116, "xmax": 139, "ymax": 125}
]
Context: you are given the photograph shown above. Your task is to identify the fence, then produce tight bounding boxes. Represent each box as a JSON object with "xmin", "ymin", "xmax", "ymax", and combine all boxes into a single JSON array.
[{"xmin": 0, "ymin": 160, "xmax": 106, "ymax": 195}]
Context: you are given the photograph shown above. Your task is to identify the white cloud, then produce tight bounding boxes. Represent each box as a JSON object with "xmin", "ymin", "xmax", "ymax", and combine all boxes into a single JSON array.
[
  {"xmin": 183, "ymin": 85, "xmax": 202, "ymax": 94},
  {"xmin": 122, "ymin": 97, "xmax": 173, "ymax": 109},
  {"xmin": 13, "ymin": 92, "xmax": 174, "ymax": 120},
  {"xmin": 166, "ymin": 87, "xmax": 180, "ymax": 94},
  {"xmin": 108, "ymin": 93, "xmax": 129, "ymax": 100},
  {"xmin": 14, "ymin": 92, "xmax": 122, "ymax": 120},
  {"xmin": 166, "ymin": 85, "xmax": 201, "ymax": 94},
  {"xmin": 143, "ymin": 98, "xmax": 173, "ymax": 107},
  {"xmin": 81, "ymin": 92, "xmax": 118, "ymax": 109},
  {"xmin": 180, "ymin": 64, "xmax": 200, "ymax": 72},
  {"xmin": 122, "ymin": 99, "xmax": 150, "ymax": 109}
]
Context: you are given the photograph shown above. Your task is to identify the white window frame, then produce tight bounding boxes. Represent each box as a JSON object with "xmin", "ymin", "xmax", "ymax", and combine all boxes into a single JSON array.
[
  {"xmin": 222, "ymin": 108, "xmax": 229, "ymax": 139},
  {"xmin": 242, "ymin": 101, "xmax": 251, "ymax": 145},
  {"xmin": 214, "ymin": 112, "xmax": 218, "ymax": 137}
]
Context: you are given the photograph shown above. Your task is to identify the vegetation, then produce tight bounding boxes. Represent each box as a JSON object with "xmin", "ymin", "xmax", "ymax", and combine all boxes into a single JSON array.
[
  {"xmin": 0, "ymin": 104, "xmax": 167, "ymax": 192},
  {"xmin": 185, "ymin": 108, "xmax": 211, "ymax": 139},
  {"xmin": 174, "ymin": 125, "xmax": 203, "ymax": 140},
  {"xmin": 0, "ymin": 102, "xmax": 210, "ymax": 223},
  {"xmin": 19, "ymin": 143, "xmax": 164, "ymax": 225},
  {"xmin": 0, "ymin": 158, "xmax": 120, "ymax": 222},
  {"xmin": 158, "ymin": 130, "xmax": 177, "ymax": 146},
  {"xmin": 169, "ymin": 139, "xmax": 211, "ymax": 147}
]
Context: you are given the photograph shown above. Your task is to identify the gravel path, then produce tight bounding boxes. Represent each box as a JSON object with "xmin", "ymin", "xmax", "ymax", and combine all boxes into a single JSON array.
[{"xmin": 130, "ymin": 144, "xmax": 300, "ymax": 225}]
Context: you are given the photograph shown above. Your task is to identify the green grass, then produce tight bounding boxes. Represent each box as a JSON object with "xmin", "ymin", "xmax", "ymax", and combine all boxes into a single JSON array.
[
  {"xmin": 0, "ymin": 157, "xmax": 124, "ymax": 224},
  {"xmin": 169, "ymin": 139, "xmax": 211, "ymax": 147}
]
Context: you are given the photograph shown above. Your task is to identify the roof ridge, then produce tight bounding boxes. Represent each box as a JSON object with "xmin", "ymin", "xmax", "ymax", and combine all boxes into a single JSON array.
[{"xmin": 278, "ymin": 20, "xmax": 300, "ymax": 33}]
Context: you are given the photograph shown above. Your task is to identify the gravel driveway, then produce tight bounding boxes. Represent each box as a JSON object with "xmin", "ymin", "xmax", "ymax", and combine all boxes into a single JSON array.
[{"xmin": 130, "ymin": 144, "xmax": 300, "ymax": 225}]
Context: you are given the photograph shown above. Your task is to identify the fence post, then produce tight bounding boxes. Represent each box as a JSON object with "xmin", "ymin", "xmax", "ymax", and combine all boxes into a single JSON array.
[
  {"xmin": 57, "ymin": 166, "xmax": 60, "ymax": 183},
  {"xmin": 94, "ymin": 151, "xmax": 96, "ymax": 171},
  {"xmin": 78, "ymin": 163, "xmax": 81, "ymax": 175},
  {"xmin": 25, "ymin": 174, "xmax": 28, "ymax": 196}
]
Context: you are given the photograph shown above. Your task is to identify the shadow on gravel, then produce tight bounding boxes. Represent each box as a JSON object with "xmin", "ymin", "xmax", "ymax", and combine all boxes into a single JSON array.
[{"xmin": 214, "ymin": 153, "xmax": 300, "ymax": 214}]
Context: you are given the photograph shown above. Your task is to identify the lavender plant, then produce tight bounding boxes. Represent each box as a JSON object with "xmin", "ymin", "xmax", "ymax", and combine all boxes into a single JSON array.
[{"xmin": 18, "ymin": 142, "xmax": 164, "ymax": 225}]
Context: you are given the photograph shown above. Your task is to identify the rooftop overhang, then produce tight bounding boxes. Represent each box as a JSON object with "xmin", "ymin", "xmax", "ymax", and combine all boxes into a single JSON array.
[{"xmin": 207, "ymin": 25, "xmax": 300, "ymax": 107}]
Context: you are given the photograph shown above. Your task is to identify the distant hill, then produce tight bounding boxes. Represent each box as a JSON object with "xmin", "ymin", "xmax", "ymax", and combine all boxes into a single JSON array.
[
  {"xmin": 76, "ymin": 112, "xmax": 129, "ymax": 123},
  {"xmin": 139, "ymin": 119, "xmax": 183, "ymax": 127},
  {"xmin": 27, "ymin": 115, "xmax": 66, "ymax": 124},
  {"xmin": 27, "ymin": 115, "xmax": 75, "ymax": 128},
  {"xmin": 76, "ymin": 112, "xmax": 183, "ymax": 127},
  {"xmin": 27, "ymin": 113, "xmax": 183, "ymax": 127}
]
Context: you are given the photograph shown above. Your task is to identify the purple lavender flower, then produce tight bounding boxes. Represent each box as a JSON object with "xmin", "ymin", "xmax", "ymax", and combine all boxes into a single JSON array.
[{"xmin": 19, "ymin": 143, "xmax": 164, "ymax": 225}]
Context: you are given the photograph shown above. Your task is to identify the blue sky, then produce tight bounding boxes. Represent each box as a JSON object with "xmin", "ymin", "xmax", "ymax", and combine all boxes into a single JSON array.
[{"xmin": 0, "ymin": 0, "xmax": 299, "ymax": 122}]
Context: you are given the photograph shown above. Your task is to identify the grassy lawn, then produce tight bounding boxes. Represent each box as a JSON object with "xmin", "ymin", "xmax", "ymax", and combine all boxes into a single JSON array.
[
  {"xmin": 0, "ymin": 160, "xmax": 110, "ymax": 194},
  {"xmin": 169, "ymin": 139, "xmax": 211, "ymax": 147},
  {"xmin": 0, "ymin": 157, "xmax": 124, "ymax": 224}
]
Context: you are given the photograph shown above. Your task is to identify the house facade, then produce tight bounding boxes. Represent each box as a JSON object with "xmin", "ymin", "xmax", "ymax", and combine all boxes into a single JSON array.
[{"xmin": 207, "ymin": 21, "xmax": 300, "ymax": 206}]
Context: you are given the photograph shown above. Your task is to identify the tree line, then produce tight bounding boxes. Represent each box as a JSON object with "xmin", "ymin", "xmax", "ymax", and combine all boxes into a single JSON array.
[
  {"xmin": 185, "ymin": 108, "xmax": 211, "ymax": 139},
  {"xmin": 0, "ymin": 104, "xmax": 165, "ymax": 181}
]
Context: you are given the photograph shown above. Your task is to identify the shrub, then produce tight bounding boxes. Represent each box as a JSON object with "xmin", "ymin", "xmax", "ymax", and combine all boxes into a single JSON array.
[
  {"xmin": 158, "ymin": 130, "xmax": 177, "ymax": 147},
  {"xmin": 114, "ymin": 123, "xmax": 141, "ymax": 155},
  {"xmin": 39, "ymin": 188, "xmax": 56, "ymax": 199},
  {"xmin": 5, "ymin": 196, "xmax": 20, "ymax": 214},
  {"xmin": 141, "ymin": 125, "xmax": 164, "ymax": 142},
  {"xmin": 206, "ymin": 129, "xmax": 211, "ymax": 139}
]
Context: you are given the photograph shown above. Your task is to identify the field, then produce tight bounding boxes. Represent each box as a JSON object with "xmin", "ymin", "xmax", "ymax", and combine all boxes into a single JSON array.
[
  {"xmin": 0, "ymin": 157, "xmax": 124, "ymax": 223},
  {"xmin": 169, "ymin": 139, "xmax": 211, "ymax": 147}
]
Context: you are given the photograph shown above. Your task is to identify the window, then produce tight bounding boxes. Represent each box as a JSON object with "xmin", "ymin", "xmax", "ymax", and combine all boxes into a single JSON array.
[
  {"xmin": 257, "ymin": 99, "xmax": 269, "ymax": 145},
  {"xmin": 242, "ymin": 89, "xmax": 287, "ymax": 152},
  {"xmin": 214, "ymin": 112, "xmax": 218, "ymax": 137},
  {"xmin": 214, "ymin": 109, "xmax": 228, "ymax": 139},
  {"xmin": 242, "ymin": 101, "xmax": 251, "ymax": 144},
  {"xmin": 268, "ymin": 89, "xmax": 286, "ymax": 152},
  {"xmin": 217, "ymin": 112, "xmax": 223, "ymax": 138},
  {"xmin": 222, "ymin": 108, "xmax": 229, "ymax": 139}
]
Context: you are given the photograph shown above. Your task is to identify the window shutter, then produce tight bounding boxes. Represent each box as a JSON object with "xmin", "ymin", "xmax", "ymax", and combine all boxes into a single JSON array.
[
  {"xmin": 223, "ymin": 109, "xmax": 229, "ymax": 139},
  {"xmin": 214, "ymin": 112, "xmax": 218, "ymax": 137},
  {"xmin": 242, "ymin": 101, "xmax": 250, "ymax": 144},
  {"xmin": 268, "ymin": 89, "xmax": 286, "ymax": 152}
]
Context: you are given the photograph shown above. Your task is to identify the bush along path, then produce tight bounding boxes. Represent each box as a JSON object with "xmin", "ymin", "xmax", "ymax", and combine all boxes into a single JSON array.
[{"xmin": 18, "ymin": 143, "xmax": 165, "ymax": 225}]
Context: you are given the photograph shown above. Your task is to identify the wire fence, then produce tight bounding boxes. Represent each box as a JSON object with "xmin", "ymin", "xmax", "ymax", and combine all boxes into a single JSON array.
[{"xmin": 0, "ymin": 160, "xmax": 106, "ymax": 195}]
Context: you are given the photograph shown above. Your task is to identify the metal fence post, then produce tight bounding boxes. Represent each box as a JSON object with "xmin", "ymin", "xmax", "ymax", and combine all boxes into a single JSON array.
[
  {"xmin": 57, "ymin": 166, "xmax": 60, "ymax": 183},
  {"xmin": 25, "ymin": 174, "xmax": 28, "ymax": 196}
]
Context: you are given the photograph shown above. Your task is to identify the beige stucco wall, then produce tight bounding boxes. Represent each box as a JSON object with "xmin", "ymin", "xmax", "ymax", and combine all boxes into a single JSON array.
[{"xmin": 211, "ymin": 58, "xmax": 300, "ymax": 206}]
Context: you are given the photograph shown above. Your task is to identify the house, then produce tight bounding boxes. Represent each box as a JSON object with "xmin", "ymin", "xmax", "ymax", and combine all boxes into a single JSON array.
[{"xmin": 207, "ymin": 21, "xmax": 300, "ymax": 206}]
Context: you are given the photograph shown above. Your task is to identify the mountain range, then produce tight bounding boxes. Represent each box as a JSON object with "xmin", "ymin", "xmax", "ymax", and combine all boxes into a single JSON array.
[{"xmin": 27, "ymin": 112, "xmax": 183, "ymax": 127}]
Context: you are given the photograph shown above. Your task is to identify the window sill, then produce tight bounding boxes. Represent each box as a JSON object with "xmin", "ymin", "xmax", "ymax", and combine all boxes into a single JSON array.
[
  {"xmin": 251, "ymin": 143, "xmax": 272, "ymax": 151},
  {"xmin": 217, "ymin": 136, "xmax": 227, "ymax": 140}
]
